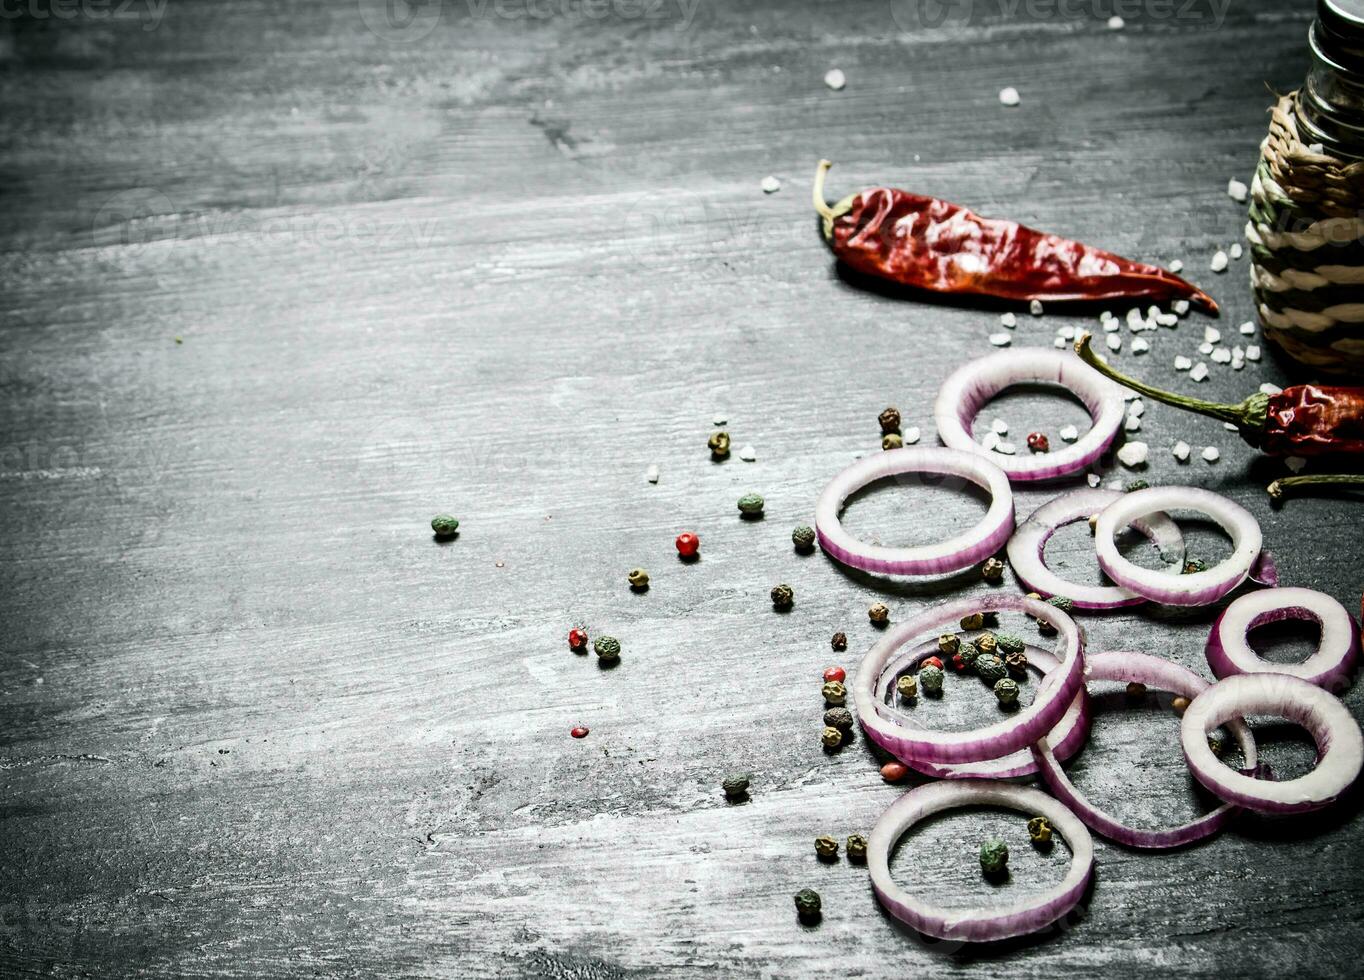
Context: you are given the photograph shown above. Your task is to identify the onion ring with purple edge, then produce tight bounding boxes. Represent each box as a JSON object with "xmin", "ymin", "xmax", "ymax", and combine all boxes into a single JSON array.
[
  {"xmin": 1007, "ymin": 489, "xmax": 1186, "ymax": 610},
  {"xmin": 874, "ymin": 639, "xmax": 1090, "ymax": 780},
  {"xmin": 868, "ymin": 780, "xmax": 1094, "ymax": 943},
  {"xmin": 1181, "ymin": 673, "xmax": 1364, "ymax": 814},
  {"xmin": 814, "ymin": 447, "xmax": 1014, "ymax": 576},
  {"xmin": 853, "ymin": 594, "xmax": 1085, "ymax": 764},
  {"xmin": 1206, "ymin": 587, "xmax": 1360, "ymax": 691},
  {"xmin": 933, "ymin": 348, "xmax": 1126, "ymax": 482},
  {"xmin": 1094, "ymin": 487, "xmax": 1263, "ymax": 607},
  {"xmin": 1031, "ymin": 651, "xmax": 1257, "ymax": 848}
]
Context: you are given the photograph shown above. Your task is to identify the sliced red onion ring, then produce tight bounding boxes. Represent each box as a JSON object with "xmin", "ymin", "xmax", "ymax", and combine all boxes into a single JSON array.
[
  {"xmin": 874, "ymin": 640, "xmax": 1090, "ymax": 780},
  {"xmin": 1206, "ymin": 587, "xmax": 1361, "ymax": 692},
  {"xmin": 1181, "ymin": 673, "xmax": 1364, "ymax": 814},
  {"xmin": 1032, "ymin": 651, "xmax": 1257, "ymax": 849},
  {"xmin": 853, "ymin": 594, "xmax": 1085, "ymax": 764},
  {"xmin": 868, "ymin": 780, "xmax": 1094, "ymax": 943},
  {"xmin": 814, "ymin": 447, "xmax": 1014, "ymax": 576},
  {"xmin": 1007, "ymin": 489, "xmax": 1186, "ymax": 610},
  {"xmin": 933, "ymin": 349, "xmax": 1125, "ymax": 482},
  {"xmin": 1094, "ymin": 487, "xmax": 1263, "ymax": 607},
  {"xmin": 1249, "ymin": 550, "xmax": 1279, "ymax": 587}
]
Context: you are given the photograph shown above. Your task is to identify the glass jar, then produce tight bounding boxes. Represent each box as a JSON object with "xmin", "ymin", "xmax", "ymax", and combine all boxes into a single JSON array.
[{"xmin": 1296, "ymin": 0, "xmax": 1364, "ymax": 159}]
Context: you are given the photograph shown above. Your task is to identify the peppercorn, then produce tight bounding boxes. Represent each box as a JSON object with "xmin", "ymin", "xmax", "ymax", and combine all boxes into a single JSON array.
[
  {"xmin": 919, "ymin": 664, "xmax": 944, "ymax": 696},
  {"xmin": 1126, "ymin": 681, "xmax": 1147, "ymax": 699},
  {"xmin": 771, "ymin": 583, "xmax": 794, "ymax": 610},
  {"xmin": 1208, "ymin": 734, "xmax": 1225, "ymax": 757},
  {"xmin": 430, "ymin": 514, "xmax": 460, "ymax": 537},
  {"xmin": 792, "ymin": 525, "xmax": 817, "ymax": 552},
  {"xmin": 878, "ymin": 406, "xmax": 901, "ymax": 434},
  {"xmin": 846, "ymin": 834, "xmax": 868, "ymax": 863},
  {"xmin": 881, "ymin": 433, "xmax": 903, "ymax": 450},
  {"xmin": 593, "ymin": 636, "xmax": 621, "ymax": 662},
  {"xmin": 897, "ymin": 674, "xmax": 918, "ymax": 699},
  {"xmin": 980, "ymin": 557, "xmax": 1006, "ymax": 582},
  {"xmin": 868, "ymin": 602, "xmax": 889, "ymax": 626},
  {"xmin": 823, "ymin": 665, "xmax": 846, "ymax": 684},
  {"xmin": 1172, "ymin": 696, "xmax": 1190, "ymax": 715},
  {"xmin": 1025, "ymin": 592, "xmax": 1042, "ymax": 601},
  {"xmin": 675, "ymin": 531, "xmax": 700, "ymax": 559},
  {"xmin": 995, "ymin": 632, "xmax": 1025, "ymax": 654},
  {"xmin": 822, "ymin": 681, "xmax": 846, "ymax": 706},
  {"xmin": 831, "ymin": 631, "xmax": 847, "ymax": 652},
  {"xmin": 627, "ymin": 568, "xmax": 650, "ymax": 591},
  {"xmin": 1184, "ymin": 558, "xmax": 1209, "ymax": 575},
  {"xmin": 1027, "ymin": 431, "xmax": 1050, "ymax": 453},
  {"xmin": 974, "ymin": 632, "xmax": 998, "ymax": 656},
  {"xmin": 950, "ymin": 652, "xmax": 968, "ymax": 672},
  {"xmin": 980, "ymin": 838, "xmax": 1009, "ymax": 875},
  {"xmin": 1126, "ymin": 479, "xmax": 1150, "ymax": 492},
  {"xmin": 1027, "ymin": 816, "xmax": 1053, "ymax": 847},
  {"xmin": 1004, "ymin": 651, "xmax": 1029, "ymax": 678},
  {"xmin": 737, "ymin": 492, "xmax": 764, "ymax": 517},
  {"xmin": 815, "ymin": 835, "xmax": 839, "ymax": 860},
  {"xmin": 722, "ymin": 773, "xmax": 750, "ymax": 801},
  {"xmin": 922, "ymin": 656, "xmax": 944, "ymax": 671},
  {"xmin": 880, "ymin": 761, "xmax": 909, "ymax": 783},
  {"xmin": 958, "ymin": 644, "xmax": 980, "ymax": 671},
  {"xmin": 960, "ymin": 612, "xmax": 985, "ymax": 631},
  {"xmin": 1047, "ymin": 596, "xmax": 1075, "ymax": 612},
  {"xmin": 938, "ymin": 633, "xmax": 961, "ymax": 655},
  {"xmin": 823, "ymin": 707, "xmax": 854, "ymax": 731},
  {"xmin": 708, "ymin": 430, "xmax": 731, "ymax": 459},
  {"xmin": 570, "ymin": 725, "xmax": 589, "ymax": 738},
  {"xmin": 993, "ymin": 677, "xmax": 1020, "ymax": 706},
  {"xmin": 821, "ymin": 725, "xmax": 843, "ymax": 749},
  {"xmin": 794, "ymin": 888, "xmax": 822, "ymax": 922},
  {"xmin": 568, "ymin": 627, "xmax": 589, "ymax": 652},
  {"xmin": 975, "ymin": 653, "xmax": 1007, "ymax": 683}
]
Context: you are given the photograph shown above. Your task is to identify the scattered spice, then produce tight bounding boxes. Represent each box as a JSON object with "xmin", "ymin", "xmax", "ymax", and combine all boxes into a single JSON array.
[
  {"xmin": 771, "ymin": 583, "xmax": 795, "ymax": 610},
  {"xmin": 994, "ymin": 677, "xmax": 1020, "ymax": 706},
  {"xmin": 880, "ymin": 761, "xmax": 909, "ymax": 783},
  {"xmin": 1027, "ymin": 432, "xmax": 1050, "ymax": 453},
  {"xmin": 737, "ymin": 492, "xmax": 765, "ymax": 517},
  {"xmin": 831, "ymin": 631, "xmax": 848, "ymax": 652},
  {"xmin": 881, "ymin": 433, "xmax": 904, "ymax": 450},
  {"xmin": 1004, "ymin": 651, "xmax": 1029, "ymax": 677},
  {"xmin": 627, "ymin": 568, "xmax": 650, "ymax": 590},
  {"xmin": 792, "ymin": 525, "xmax": 817, "ymax": 552},
  {"xmin": 1184, "ymin": 559, "xmax": 1209, "ymax": 575},
  {"xmin": 981, "ymin": 557, "xmax": 1006, "ymax": 582},
  {"xmin": 846, "ymin": 834, "xmax": 868, "ymax": 863},
  {"xmin": 996, "ymin": 633, "xmax": 1025, "ymax": 654},
  {"xmin": 824, "ymin": 707, "xmax": 854, "ymax": 731},
  {"xmin": 919, "ymin": 664, "xmax": 945, "ymax": 696},
  {"xmin": 980, "ymin": 838, "xmax": 1010, "ymax": 875},
  {"xmin": 794, "ymin": 888, "xmax": 822, "ymax": 923},
  {"xmin": 1126, "ymin": 681, "xmax": 1147, "ymax": 699},
  {"xmin": 708, "ymin": 431, "xmax": 731, "ymax": 459},
  {"xmin": 823, "ymin": 665, "xmax": 846, "ymax": 684},
  {"xmin": 1027, "ymin": 816, "xmax": 1054, "ymax": 847},
  {"xmin": 821, "ymin": 725, "xmax": 844, "ymax": 749},
  {"xmin": 973, "ymin": 632, "xmax": 999, "ymax": 656},
  {"xmin": 879, "ymin": 406, "xmax": 901, "ymax": 434},
  {"xmin": 430, "ymin": 514, "xmax": 460, "ymax": 538},
  {"xmin": 922, "ymin": 656, "xmax": 944, "ymax": 671},
  {"xmin": 951, "ymin": 652, "xmax": 969, "ymax": 672},
  {"xmin": 675, "ymin": 532, "xmax": 700, "ymax": 559},
  {"xmin": 897, "ymin": 674, "xmax": 918, "ymax": 699},
  {"xmin": 593, "ymin": 636, "xmax": 621, "ymax": 662},
  {"xmin": 868, "ymin": 602, "xmax": 890, "ymax": 626},
  {"xmin": 1047, "ymin": 596, "xmax": 1075, "ymax": 612},
  {"xmin": 1172, "ymin": 696, "xmax": 1190, "ymax": 715},
  {"xmin": 938, "ymin": 634, "xmax": 961, "ymax": 655},
  {"xmin": 722, "ymin": 774, "xmax": 750, "ymax": 801},
  {"xmin": 822, "ymin": 681, "xmax": 847, "ymax": 705},
  {"xmin": 568, "ymin": 628, "xmax": 589, "ymax": 652},
  {"xmin": 960, "ymin": 612, "xmax": 985, "ymax": 630},
  {"xmin": 815, "ymin": 835, "xmax": 839, "ymax": 860},
  {"xmin": 975, "ymin": 654, "xmax": 1008, "ymax": 683},
  {"xmin": 1126, "ymin": 479, "xmax": 1150, "ymax": 492},
  {"xmin": 1208, "ymin": 734, "xmax": 1225, "ymax": 757},
  {"xmin": 570, "ymin": 726, "xmax": 590, "ymax": 739}
]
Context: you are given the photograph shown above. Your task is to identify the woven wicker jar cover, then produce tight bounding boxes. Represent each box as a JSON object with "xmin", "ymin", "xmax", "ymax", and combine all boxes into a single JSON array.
[{"xmin": 1250, "ymin": 98, "xmax": 1364, "ymax": 375}]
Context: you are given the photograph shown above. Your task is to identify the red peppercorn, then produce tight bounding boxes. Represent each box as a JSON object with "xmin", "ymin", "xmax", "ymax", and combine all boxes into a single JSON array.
[
  {"xmin": 922, "ymin": 656, "xmax": 944, "ymax": 671},
  {"xmin": 675, "ymin": 531, "xmax": 700, "ymax": 558},
  {"xmin": 951, "ymin": 653, "xmax": 968, "ymax": 672},
  {"xmin": 1027, "ymin": 432, "xmax": 1050, "ymax": 453},
  {"xmin": 570, "ymin": 726, "xmax": 589, "ymax": 739},
  {"xmin": 568, "ymin": 628, "xmax": 588, "ymax": 651},
  {"xmin": 823, "ymin": 666, "xmax": 846, "ymax": 683},
  {"xmin": 880, "ymin": 761, "xmax": 909, "ymax": 783}
]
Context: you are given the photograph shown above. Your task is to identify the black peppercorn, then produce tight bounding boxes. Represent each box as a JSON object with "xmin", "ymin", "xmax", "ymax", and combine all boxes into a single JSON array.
[
  {"xmin": 771, "ymin": 583, "xmax": 794, "ymax": 610},
  {"xmin": 824, "ymin": 707, "xmax": 854, "ymax": 731},
  {"xmin": 878, "ymin": 406, "xmax": 901, "ymax": 434},
  {"xmin": 831, "ymin": 631, "xmax": 847, "ymax": 652}
]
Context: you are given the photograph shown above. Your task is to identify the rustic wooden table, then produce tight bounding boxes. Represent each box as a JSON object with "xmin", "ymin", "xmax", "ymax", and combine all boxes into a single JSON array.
[{"xmin": 3, "ymin": 1, "xmax": 1362, "ymax": 976}]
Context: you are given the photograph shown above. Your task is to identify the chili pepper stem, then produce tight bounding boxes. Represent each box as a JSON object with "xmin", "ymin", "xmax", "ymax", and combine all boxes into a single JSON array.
[
  {"xmin": 1074, "ymin": 334, "xmax": 1267, "ymax": 446},
  {"xmin": 812, "ymin": 160, "xmax": 857, "ymax": 242},
  {"xmin": 1267, "ymin": 474, "xmax": 1364, "ymax": 501}
]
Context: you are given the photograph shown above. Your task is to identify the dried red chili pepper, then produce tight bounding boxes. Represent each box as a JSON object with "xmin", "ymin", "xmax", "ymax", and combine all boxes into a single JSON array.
[
  {"xmin": 1076, "ymin": 334, "xmax": 1364, "ymax": 457},
  {"xmin": 813, "ymin": 161, "xmax": 1217, "ymax": 313}
]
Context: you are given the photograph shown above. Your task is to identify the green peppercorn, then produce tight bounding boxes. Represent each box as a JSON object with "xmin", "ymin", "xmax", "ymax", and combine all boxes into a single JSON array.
[
  {"xmin": 1184, "ymin": 558, "xmax": 1209, "ymax": 575},
  {"xmin": 792, "ymin": 525, "xmax": 817, "ymax": 552},
  {"xmin": 878, "ymin": 406, "xmax": 901, "ymax": 434},
  {"xmin": 1047, "ymin": 596, "xmax": 1075, "ymax": 612},
  {"xmin": 627, "ymin": 568, "xmax": 650, "ymax": 590},
  {"xmin": 737, "ymin": 492, "xmax": 764, "ymax": 517},
  {"xmin": 1126, "ymin": 479, "xmax": 1150, "ymax": 492},
  {"xmin": 771, "ymin": 583, "xmax": 794, "ymax": 610},
  {"xmin": 979, "ymin": 838, "xmax": 1009, "ymax": 875},
  {"xmin": 919, "ymin": 664, "xmax": 944, "ymax": 696},
  {"xmin": 846, "ymin": 834, "xmax": 868, "ymax": 863},
  {"xmin": 820, "ymin": 725, "xmax": 843, "ymax": 749},
  {"xmin": 975, "ymin": 653, "xmax": 1007, "ymax": 683},
  {"xmin": 430, "ymin": 514, "xmax": 460, "ymax": 537},
  {"xmin": 958, "ymin": 644, "xmax": 981, "ymax": 670},
  {"xmin": 821, "ymin": 681, "xmax": 846, "ymax": 706},
  {"xmin": 823, "ymin": 707, "xmax": 854, "ymax": 731},
  {"xmin": 593, "ymin": 635, "xmax": 621, "ymax": 662},
  {"xmin": 995, "ymin": 633, "xmax": 1026, "ymax": 654},
  {"xmin": 897, "ymin": 674, "xmax": 918, "ymax": 699},
  {"xmin": 1004, "ymin": 651, "xmax": 1029, "ymax": 678},
  {"xmin": 868, "ymin": 602, "xmax": 889, "ymax": 626},
  {"xmin": 881, "ymin": 433, "xmax": 903, "ymax": 450},
  {"xmin": 815, "ymin": 835, "xmax": 839, "ymax": 860},
  {"xmin": 1126, "ymin": 681, "xmax": 1147, "ymax": 699},
  {"xmin": 980, "ymin": 557, "xmax": 1006, "ymax": 582},
  {"xmin": 960, "ymin": 612, "xmax": 985, "ymax": 631},
  {"xmin": 1027, "ymin": 816, "xmax": 1053, "ymax": 847},
  {"xmin": 794, "ymin": 888, "xmax": 822, "ymax": 922},
  {"xmin": 973, "ymin": 632, "xmax": 998, "ymax": 656},
  {"xmin": 831, "ymin": 631, "xmax": 847, "ymax": 652},
  {"xmin": 938, "ymin": 633, "xmax": 961, "ymax": 656},
  {"xmin": 708, "ymin": 430, "xmax": 731, "ymax": 459},
  {"xmin": 993, "ymin": 677, "xmax": 1020, "ymax": 706},
  {"xmin": 722, "ymin": 774, "xmax": 750, "ymax": 801}
]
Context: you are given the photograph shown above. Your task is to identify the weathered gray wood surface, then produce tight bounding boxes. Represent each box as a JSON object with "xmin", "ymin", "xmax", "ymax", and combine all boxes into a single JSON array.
[{"xmin": 2, "ymin": 1, "xmax": 1362, "ymax": 976}]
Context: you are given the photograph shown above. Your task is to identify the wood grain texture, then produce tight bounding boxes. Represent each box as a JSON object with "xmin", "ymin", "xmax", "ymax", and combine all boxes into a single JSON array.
[{"xmin": 2, "ymin": 0, "xmax": 1362, "ymax": 976}]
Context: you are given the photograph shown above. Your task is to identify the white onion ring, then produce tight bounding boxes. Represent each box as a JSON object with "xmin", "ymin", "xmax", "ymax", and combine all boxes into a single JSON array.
[
  {"xmin": 1206, "ymin": 587, "xmax": 1361, "ymax": 693},
  {"xmin": 933, "ymin": 349, "xmax": 1125, "ymax": 482},
  {"xmin": 814, "ymin": 447, "xmax": 1014, "ymax": 576},
  {"xmin": 1181, "ymin": 673, "xmax": 1364, "ymax": 814},
  {"xmin": 1007, "ymin": 489, "xmax": 1186, "ymax": 610},
  {"xmin": 853, "ymin": 594, "xmax": 1085, "ymax": 764},
  {"xmin": 1032, "ymin": 651, "xmax": 1257, "ymax": 849},
  {"xmin": 874, "ymin": 640, "xmax": 1091, "ymax": 780},
  {"xmin": 868, "ymin": 781, "xmax": 1094, "ymax": 943},
  {"xmin": 1094, "ymin": 487, "xmax": 1263, "ymax": 607}
]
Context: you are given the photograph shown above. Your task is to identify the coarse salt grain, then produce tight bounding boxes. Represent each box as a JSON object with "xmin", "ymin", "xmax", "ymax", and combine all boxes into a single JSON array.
[
  {"xmin": 1001, "ymin": 312, "xmax": 1017, "ymax": 328},
  {"xmin": 761, "ymin": 175, "xmax": 781, "ymax": 194},
  {"xmin": 1230, "ymin": 243, "xmax": 1243, "ymax": 260},
  {"xmin": 1059, "ymin": 424, "xmax": 1079, "ymax": 442},
  {"xmin": 1204, "ymin": 326, "xmax": 1221, "ymax": 344},
  {"xmin": 1190, "ymin": 362, "xmax": 1209, "ymax": 382},
  {"xmin": 1157, "ymin": 313, "xmax": 1178, "ymax": 327},
  {"xmin": 738, "ymin": 444, "xmax": 757, "ymax": 461},
  {"xmin": 1127, "ymin": 307, "xmax": 1143, "ymax": 328},
  {"xmin": 1106, "ymin": 333, "xmax": 1122, "ymax": 352},
  {"xmin": 1286, "ymin": 456, "xmax": 1306, "ymax": 473},
  {"xmin": 1201, "ymin": 446, "xmax": 1220, "ymax": 463},
  {"xmin": 1211, "ymin": 348, "xmax": 1232, "ymax": 364},
  {"xmin": 1259, "ymin": 382, "xmax": 1281, "ymax": 395},
  {"xmin": 1198, "ymin": 342, "xmax": 1214, "ymax": 355},
  {"xmin": 1174, "ymin": 355, "xmax": 1192, "ymax": 371},
  {"xmin": 1107, "ymin": 15, "xmax": 1124, "ymax": 29},
  {"xmin": 995, "ymin": 441, "xmax": 1017, "ymax": 455},
  {"xmin": 1227, "ymin": 178, "xmax": 1249, "ymax": 203},
  {"xmin": 989, "ymin": 332, "xmax": 1012, "ymax": 347},
  {"xmin": 1053, "ymin": 337, "xmax": 1066, "ymax": 348},
  {"xmin": 1210, "ymin": 250, "xmax": 1229, "ymax": 272},
  {"xmin": 1030, "ymin": 299, "xmax": 1044, "ymax": 316},
  {"xmin": 1246, "ymin": 345, "xmax": 1261, "ymax": 362},
  {"xmin": 824, "ymin": 69, "xmax": 846, "ymax": 90},
  {"xmin": 1173, "ymin": 441, "xmax": 1190, "ymax": 462},
  {"xmin": 713, "ymin": 414, "xmax": 728, "ymax": 425},
  {"xmin": 1223, "ymin": 422, "xmax": 1238, "ymax": 431},
  {"xmin": 1057, "ymin": 325, "xmax": 1076, "ymax": 340},
  {"xmin": 1239, "ymin": 321, "xmax": 1256, "ymax": 336},
  {"xmin": 903, "ymin": 426, "xmax": 921, "ymax": 445},
  {"xmin": 1131, "ymin": 337, "xmax": 1150, "ymax": 354},
  {"xmin": 1117, "ymin": 442, "xmax": 1149, "ymax": 467},
  {"xmin": 1087, "ymin": 473, "xmax": 1101, "ymax": 487},
  {"xmin": 646, "ymin": 464, "xmax": 660, "ymax": 483},
  {"xmin": 992, "ymin": 418, "xmax": 1009, "ymax": 435},
  {"xmin": 982, "ymin": 431, "xmax": 1001, "ymax": 451},
  {"xmin": 999, "ymin": 86, "xmax": 1021, "ymax": 106},
  {"xmin": 1170, "ymin": 261, "xmax": 1185, "ymax": 275},
  {"xmin": 1125, "ymin": 415, "xmax": 1142, "ymax": 432},
  {"xmin": 1129, "ymin": 399, "xmax": 1145, "ymax": 418},
  {"xmin": 1104, "ymin": 319, "xmax": 1121, "ymax": 333}
]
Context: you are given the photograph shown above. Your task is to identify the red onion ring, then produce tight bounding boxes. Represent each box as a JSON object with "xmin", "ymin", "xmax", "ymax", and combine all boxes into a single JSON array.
[
  {"xmin": 1181, "ymin": 673, "xmax": 1364, "ymax": 814},
  {"xmin": 933, "ymin": 349, "xmax": 1125, "ymax": 482},
  {"xmin": 814, "ymin": 448, "xmax": 1014, "ymax": 576},
  {"xmin": 1094, "ymin": 487, "xmax": 1263, "ymax": 607},
  {"xmin": 853, "ymin": 594, "xmax": 1085, "ymax": 764},
  {"xmin": 867, "ymin": 781, "xmax": 1094, "ymax": 943},
  {"xmin": 874, "ymin": 640, "xmax": 1090, "ymax": 780},
  {"xmin": 1032, "ymin": 651, "xmax": 1257, "ymax": 849},
  {"xmin": 1006, "ymin": 489, "xmax": 1186, "ymax": 610},
  {"xmin": 1206, "ymin": 587, "xmax": 1361, "ymax": 692}
]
